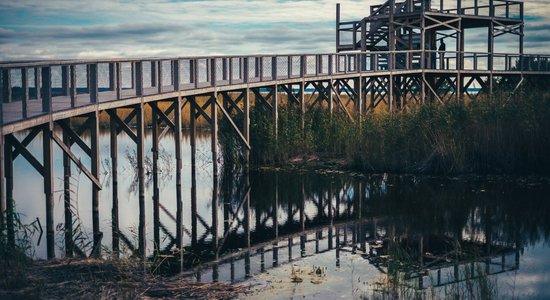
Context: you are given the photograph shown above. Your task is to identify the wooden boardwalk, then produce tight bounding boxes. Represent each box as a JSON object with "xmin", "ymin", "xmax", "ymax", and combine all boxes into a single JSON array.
[{"xmin": 1, "ymin": 0, "xmax": 549, "ymax": 261}]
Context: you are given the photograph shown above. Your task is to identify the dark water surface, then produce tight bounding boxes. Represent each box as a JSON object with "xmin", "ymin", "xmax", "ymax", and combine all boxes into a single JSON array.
[{"xmin": 11, "ymin": 129, "xmax": 550, "ymax": 299}]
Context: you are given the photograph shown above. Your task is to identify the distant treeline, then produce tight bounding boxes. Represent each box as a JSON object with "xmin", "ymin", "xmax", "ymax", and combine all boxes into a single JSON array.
[{"xmin": 221, "ymin": 90, "xmax": 550, "ymax": 175}]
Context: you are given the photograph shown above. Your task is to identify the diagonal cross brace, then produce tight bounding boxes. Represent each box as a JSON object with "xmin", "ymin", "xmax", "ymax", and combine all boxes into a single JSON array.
[
  {"xmin": 107, "ymin": 109, "xmax": 138, "ymax": 143},
  {"xmin": 6, "ymin": 134, "xmax": 44, "ymax": 174},
  {"xmin": 214, "ymin": 97, "xmax": 251, "ymax": 150},
  {"xmin": 52, "ymin": 132, "xmax": 102, "ymax": 189}
]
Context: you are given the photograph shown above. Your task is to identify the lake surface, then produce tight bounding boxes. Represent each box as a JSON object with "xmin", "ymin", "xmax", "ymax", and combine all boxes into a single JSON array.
[{"xmin": 10, "ymin": 128, "xmax": 550, "ymax": 299}]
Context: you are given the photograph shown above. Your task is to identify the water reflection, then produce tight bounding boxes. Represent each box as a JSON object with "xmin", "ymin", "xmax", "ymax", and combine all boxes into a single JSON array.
[{"xmin": 10, "ymin": 129, "xmax": 550, "ymax": 298}]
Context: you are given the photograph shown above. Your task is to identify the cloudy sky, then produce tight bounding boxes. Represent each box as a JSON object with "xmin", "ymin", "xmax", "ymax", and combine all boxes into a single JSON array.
[{"xmin": 0, "ymin": 0, "xmax": 549, "ymax": 61}]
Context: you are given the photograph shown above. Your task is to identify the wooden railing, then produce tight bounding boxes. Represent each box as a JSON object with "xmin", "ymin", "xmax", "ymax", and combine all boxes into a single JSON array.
[
  {"xmin": 367, "ymin": 0, "xmax": 523, "ymax": 19},
  {"xmin": 1, "ymin": 50, "xmax": 549, "ymax": 126}
]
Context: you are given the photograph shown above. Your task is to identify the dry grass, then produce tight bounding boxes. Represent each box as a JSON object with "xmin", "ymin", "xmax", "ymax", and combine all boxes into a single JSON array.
[{"xmin": 0, "ymin": 258, "xmax": 248, "ymax": 300}]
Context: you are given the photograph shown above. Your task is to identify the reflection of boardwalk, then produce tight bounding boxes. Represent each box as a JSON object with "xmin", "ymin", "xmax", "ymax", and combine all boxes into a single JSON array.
[{"xmin": 182, "ymin": 217, "xmax": 520, "ymax": 286}]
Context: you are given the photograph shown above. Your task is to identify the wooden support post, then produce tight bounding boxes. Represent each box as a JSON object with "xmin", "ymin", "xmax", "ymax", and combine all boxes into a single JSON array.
[
  {"xmin": 357, "ymin": 77, "xmax": 363, "ymax": 122},
  {"xmin": 175, "ymin": 97, "xmax": 183, "ymax": 250},
  {"xmin": 244, "ymin": 171, "xmax": 251, "ymax": 248},
  {"xmin": 244, "ymin": 89, "xmax": 250, "ymax": 165},
  {"xmin": 336, "ymin": 3, "xmax": 340, "ymax": 52},
  {"xmin": 328, "ymin": 81, "xmax": 333, "ymax": 116},
  {"xmin": 212, "ymin": 174, "xmax": 219, "ymax": 251},
  {"xmin": 191, "ymin": 159, "xmax": 198, "ymax": 248},
  {"xmin": 110, "ymin": 112, "xmax": 119, "ymax": 257},
  {"xmin": 488, "ymin": 21, "xmax": 494, "ymax": 72},
  {"xmin": 4, "ymin": 138, "xmax": 14, "ymax": 247},
  {"xmin": 90, "ymin": 111, "xmax": 101, "ymax": 258},
  {"xmin": 137, "ymin": 103, "xmax": 146, "ymax": 258},
  {"xmin": 190, "ymin": 96, "xmax": 197, "ymax": 167},
  {"xmin": 62, "ymin": 122, "xmax": 73, "ymax": 257},
  {"xmin": 389, "ymin": 75, "xmax": 394, "ymax": 112},
  {"xmin": 0, "ymin": 133, "xmax": 4, "ymax": 244},
  {"xmin": 43, "ymin": 125, "xmax": 55, "ymax": 259},
  {"xmin": 0, "ymin": 133, "xmax": 4, "ymax": 243},
  {"xmin": 211, "ymin": 93, "xmax": 218, "ymax": 177},
  {"xmin": 300, "ymin": 82, "xmax": 306, "ymax": 134},
  {"xmin": 272, "ymin": 85, "xmax": 278, "ymax": 142},
  {"xmin": 152, "ymin": 104, "xmax": 160, "ymax": 251},
  {"xmin": 274, "ymin": 174, "xmax": 279, "ymax": 239}
]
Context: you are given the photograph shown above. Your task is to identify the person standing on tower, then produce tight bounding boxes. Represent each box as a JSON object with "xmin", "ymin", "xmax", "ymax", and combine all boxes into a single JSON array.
[{"xmin": 439, "ymin": 40, "xmax": 447, "ymax": 69}]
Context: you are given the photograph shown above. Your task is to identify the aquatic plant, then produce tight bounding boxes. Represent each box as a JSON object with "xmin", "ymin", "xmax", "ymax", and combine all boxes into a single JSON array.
[{"xmin": 222, "ymin": 89, "xmax": 550, "ymax": 175}]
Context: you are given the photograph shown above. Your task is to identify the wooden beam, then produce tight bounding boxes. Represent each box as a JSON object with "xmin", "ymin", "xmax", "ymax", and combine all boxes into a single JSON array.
[
  {"xmin": 56, "ymin": 119, "xmax": 92, "ymax": 156},
  {"xmin": 6, "ymin": 134, "xmax": 44, "ymax": 174},
  {"xmin": 51, "ymin": 133, "xmax": 102, "ymax": 189},
  {"xmin": 107, "ymin": 110, "xmax": 138, "ymax": 143},
  {"xmin": 136, "ymin": 103, "xmax": 146, "ymax": 259},
  {"xmin": 43, "ymin": 125, "xmax": 55, "ymax": 259},
  {"xmin": 214, "ymin": 96, "xmax": 251, "ymax": 150},
  {"xmin": 150, "ymin": 102, "xmax": 176, "ymax": 130}
]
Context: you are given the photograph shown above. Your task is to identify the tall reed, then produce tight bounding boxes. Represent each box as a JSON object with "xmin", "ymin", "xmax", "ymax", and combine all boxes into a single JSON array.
[{"xmin": 222, "ymin": 91, "xmax": 550, "ymax": 175}]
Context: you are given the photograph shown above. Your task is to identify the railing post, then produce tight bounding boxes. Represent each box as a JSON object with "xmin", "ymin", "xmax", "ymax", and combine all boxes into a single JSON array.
[
  {"xmin": 1, "ymin": 69, "xmax": 11, "ymax": 104},
  {"xmin": 489, "ymin": 0, "xmax": 494, "ymax": 17},
  {"xmin": 300, "ymin": 56, "xmax": 306, "ymax": 77},
  {"xmin": 254, "ymin": 57, "xmax": 260, "ymax": 79},
  {"xmin": 62, "ymin": 65, "xmax": 70, "ymax": 96},
  {"xmin": 22, "ymin": 68, "xmax": 28, "ymax": 118},
  {"xmin": 115, "ymin": 63, "xmax": 121, "ymax": 100},
  {"xmin": 173, "ymin": 60, "xmax": 180, "ymax": 91},
  {"xmin": 151, "ymin": 61, "xmax": 157, "ymax": 88},
  {"xmin": 108, "ymin": 63, "xmax": 115, "ymax": 91},
  {"xmin": 135, "ymin": 61, "xmax": 143, "ymax": 96},
  {"xmin": 210, "ymin": 58, "xmax": 217, "ymax": 87},
  {"xmin": 243, "ymin": 57, "xmax": 249, "ymax": 84},
  {"xmin": 89, "ymin": 63, "xmax": 98, "ymax": 103},
  {"xmin": 288, "ymin": 56, "xmax": 292, "ymax": 78},
  {"xmin": 228, "ymin": 58, "xmax": 233, "ymax": 84},
  {"xmin": 193, "ymin": 59, "xmax": 199, "ymax": 89},
  {"xmin": 329, "ymin": 55, "xmax": 334, "ymax": 75},
  {"xmin": 272, "ymin": 56, "xmax": 277, "ymax": 80},
  {"xmin": 316, "ymin": 55, "xmax": 321, "ymax": 76},
  {"xmin": 259, "ymin": 57, "xmax": 264, "ymax": 82},
  {"xmin": 41, "ymin": 66, "xmax": 51, "ymax": 113},
  {"xmin": 157, "ymin": 61, "xmax": 163, "ymax": 94},
  {"xmin": 70, "ymin": 65, "xmax": 77, "ymax": 107}
]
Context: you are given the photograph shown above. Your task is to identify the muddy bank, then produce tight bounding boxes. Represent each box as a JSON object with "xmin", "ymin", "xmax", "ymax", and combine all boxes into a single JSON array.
[{"xmin": 0, "ymin": 258, "xmax": 248, "ymax": 300}]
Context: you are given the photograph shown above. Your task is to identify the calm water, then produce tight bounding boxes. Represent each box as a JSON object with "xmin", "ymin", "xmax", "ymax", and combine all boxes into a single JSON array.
[{"xmin": 10, "ymin": 129, "xmax": 550, "ymax": 299}]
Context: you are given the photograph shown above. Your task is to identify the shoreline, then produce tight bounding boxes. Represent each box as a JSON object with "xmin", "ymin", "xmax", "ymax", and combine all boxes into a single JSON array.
[
  {"xmin": 250, "ymin": 154, "xmax": 550, "ymax": 182},
  {"xmin": 0, "ymin": 258, "xmax": 248, "ymax": 300}
]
